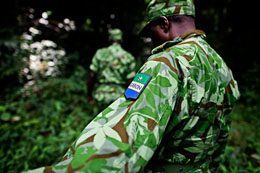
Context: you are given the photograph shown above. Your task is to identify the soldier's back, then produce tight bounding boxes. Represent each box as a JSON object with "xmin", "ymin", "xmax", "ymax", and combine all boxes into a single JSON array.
[{"xmin": 146, "ymin": 31, "xmax": 239, "ymax": 172}]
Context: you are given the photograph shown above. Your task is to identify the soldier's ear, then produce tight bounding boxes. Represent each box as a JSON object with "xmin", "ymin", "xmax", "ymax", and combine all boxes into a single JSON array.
[{"xmin": 159, "ymin": 16, "xmax": 170, "ymax": 33}]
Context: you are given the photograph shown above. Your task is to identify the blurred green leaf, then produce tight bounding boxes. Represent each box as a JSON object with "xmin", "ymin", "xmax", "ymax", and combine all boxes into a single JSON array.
[
  {"xmin": 1, "ymin": 112, "xmax": 11, "ymax": 121},
  {"xmin": 0, "ymin": 106, "xmax": 6, "ymax": 112}
]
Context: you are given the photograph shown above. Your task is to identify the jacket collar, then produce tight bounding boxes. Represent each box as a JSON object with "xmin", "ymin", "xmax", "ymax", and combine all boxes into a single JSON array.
[{"xmin": 151, "ymin": 30, "xmax": 206, "ymax": 54}]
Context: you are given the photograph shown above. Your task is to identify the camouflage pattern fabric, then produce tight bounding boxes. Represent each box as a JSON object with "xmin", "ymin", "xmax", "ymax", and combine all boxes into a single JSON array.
[
  {"xmin": 140, "ymin": 0, "xmax": 195, "ymax": 35},
  {"xmin": 90, "ymin": 43, "xmax": 136, "ymax": 105},
  {"xmin": 27, "ymin": 30, "xmax": 239, "ymax": 172},
  {"xmin": 147, "ymin": 0, "xmax": 195, "ymax": 22},
  {"xmin": 109, "ymin": 29, "xmax": 123, "ymax": 41}
]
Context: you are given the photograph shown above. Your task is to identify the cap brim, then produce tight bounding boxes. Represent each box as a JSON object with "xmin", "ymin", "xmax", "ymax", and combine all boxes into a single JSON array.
[{"xmin": 139, "ymin": 21, "xmax": 151, "ymax": 37}]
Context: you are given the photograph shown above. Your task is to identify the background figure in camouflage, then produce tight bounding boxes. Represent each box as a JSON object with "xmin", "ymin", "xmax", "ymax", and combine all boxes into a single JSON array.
[
  {"xmin": 87, "ymin": 28, "xmax": 136, "ymax": 108},
  {"xmin": 27, "ymin": 0, "xmax": 240, "ymax": 172}
]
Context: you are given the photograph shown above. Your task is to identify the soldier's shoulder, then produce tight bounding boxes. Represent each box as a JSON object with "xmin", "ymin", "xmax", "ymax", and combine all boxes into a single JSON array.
[
  {"xmin": 94, "ymin": 47, "xmax": 110, "ymax": 56},
  {"xmin": 167, "ymin": 37, "xmax": 208, "ymax": 60},
  {"xmin": 97, "ymin": 47, "xmax": 109, "ymax": 53},
  {"xmin": 174, "ymin": 38, "xmax": 200, "ymax": 52}
]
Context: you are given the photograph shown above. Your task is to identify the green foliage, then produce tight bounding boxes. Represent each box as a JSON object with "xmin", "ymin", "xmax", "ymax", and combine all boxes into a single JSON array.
[
  {"xmin": 0, "ymin": 28, "xmax": 29, "ymax": 99},
  {"xmin": 0, "ymin": 66, "xmax": 95, "ymax": 172},
  {"xmin": 240, "ymin": 62, "xmax": 260, "ymax": 105},
  {"xmin": 217, "ymin": 103, "xmax": 260, "ymax": 172},
  {"xmin": 218, "ymin": 60, "xmax": 260, "ymax": 172}
]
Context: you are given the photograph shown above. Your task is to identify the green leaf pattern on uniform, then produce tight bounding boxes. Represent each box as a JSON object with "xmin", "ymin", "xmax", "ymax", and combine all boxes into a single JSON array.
[
  {"xmin": 90, "ymin": 43, "xmax": 136, "ymax": 105},
  {"xmin": 27, "ymin": 30, "xmax": 239, "ymax": 173}
]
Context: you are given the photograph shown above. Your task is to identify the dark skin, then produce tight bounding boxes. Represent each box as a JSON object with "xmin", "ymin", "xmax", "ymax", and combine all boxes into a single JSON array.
[
  {"xmin": 87, "ymin": 71, "xmax": 96, "ymax": 104},
  {"xmin": 147, "ymin": 16, "xmax": 196, "ymax": 47}
]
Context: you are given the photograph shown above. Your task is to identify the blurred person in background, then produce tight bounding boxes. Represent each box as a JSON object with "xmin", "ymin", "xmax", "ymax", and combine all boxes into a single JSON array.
[{"xmin": 87, "ymin": 28, "xmax": 136, "ymax": 110}]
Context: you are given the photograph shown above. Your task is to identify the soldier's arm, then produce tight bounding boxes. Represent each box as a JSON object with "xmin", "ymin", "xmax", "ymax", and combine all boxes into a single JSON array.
[
  {"xmin": 68, "ymin": 56, "xmax": 180, "ymax": 172},
  {"xmin": 123, "ymin": 53, "xmax": 136, "ymax": 87},
  {"xmin": 87, "ymin": 50, "xmax": 100, "ymax": 103},
  {"xmin": 210, "ymin": 73, "xmax": 240, "ymax": 171},
  {"xmin": 120, "ymin": 58, "xmax": 180, "ymax": 171},
  {"xmin": 87, "ymin": 71, "xmax": 96, "ymax": 103},
  {"xmin": 32, "ymin": 54, "xmax": 180, "ymax": 172},
  {"xmin": 126, "ymin": 53, "xmax": 136, "ymax": 79}
]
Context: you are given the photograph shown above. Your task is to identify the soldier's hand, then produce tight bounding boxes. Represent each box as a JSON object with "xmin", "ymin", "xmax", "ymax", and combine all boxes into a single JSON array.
[{"xmin": 88, "ymin": 96, "xmax": 93, "ymax": 105}]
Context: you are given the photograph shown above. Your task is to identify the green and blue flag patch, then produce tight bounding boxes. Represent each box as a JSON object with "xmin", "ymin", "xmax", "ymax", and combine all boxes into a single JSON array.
[{"xmin": 124, "ymin": 73, "xmax": 152, "ymax": 100}]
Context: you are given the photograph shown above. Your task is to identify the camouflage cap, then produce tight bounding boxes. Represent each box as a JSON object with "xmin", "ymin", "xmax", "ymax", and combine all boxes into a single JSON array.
[
  {"xmin": 140, "ymin": 0, "xmax": 195, "ymax": 36},
  {"xmin": 109, "ymin": 28, "xmax": 123, "ymax": 41}
]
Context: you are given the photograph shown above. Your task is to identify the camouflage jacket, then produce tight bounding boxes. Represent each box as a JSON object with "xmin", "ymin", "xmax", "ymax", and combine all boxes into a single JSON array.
[
  {"xmin": 31, "ymin": 30, "xmax": 240, "ymax": 173},
  {"xmin": 90, "ymin": 43, "xmax": 136, "ymax": 85},
  {"xmin": 90, "ymin": 43, "xmax": 136, "ymax": 105}
]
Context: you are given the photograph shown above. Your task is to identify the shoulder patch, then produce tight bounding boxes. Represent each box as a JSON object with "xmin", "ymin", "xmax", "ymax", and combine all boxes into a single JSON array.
[{"xmin": 124, "ymin": 73, "xmax": 152, "ymax": 100}]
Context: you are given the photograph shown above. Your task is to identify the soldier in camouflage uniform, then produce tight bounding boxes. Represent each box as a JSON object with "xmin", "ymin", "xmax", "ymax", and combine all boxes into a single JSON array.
[
  {"xmin": 27, "ymin": 0, "xmax": 240, "ymax": 172},
  {"xmin": 87, "ymin": 28, "xmax": 136, "ymax": 108}
]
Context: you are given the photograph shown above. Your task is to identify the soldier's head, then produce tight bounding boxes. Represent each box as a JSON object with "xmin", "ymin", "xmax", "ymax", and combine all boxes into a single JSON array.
[
  {"xmin": 108, "ymin": 28, "xmax": 123, "ymax": 44},
  {"xmin": 140, "ymin": 0, "xmax": 196, "ymax": 46}
]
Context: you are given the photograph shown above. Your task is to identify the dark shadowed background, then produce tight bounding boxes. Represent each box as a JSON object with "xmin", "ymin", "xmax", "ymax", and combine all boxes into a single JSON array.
[{"xmin": 0, "ymin": 0, "xmax": 259, "ymax": 172}]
